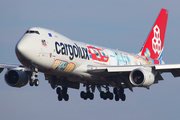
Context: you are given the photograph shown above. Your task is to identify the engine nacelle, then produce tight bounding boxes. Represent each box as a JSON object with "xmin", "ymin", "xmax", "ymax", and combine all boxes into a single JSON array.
[
  {"xmin": 5, "ymin": 70, "xmax": 28, "ymax": 88},
  {"xmin": 129, "ymin": 68, "xmax": 155, "ymax": 87}
]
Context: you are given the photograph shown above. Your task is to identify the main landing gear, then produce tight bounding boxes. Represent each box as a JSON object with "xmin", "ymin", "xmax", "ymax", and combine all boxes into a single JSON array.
[
  {"xmin": 80, "ymin": 84, "xmax": 94, "ymax": 100},
  {"xmin": 113, "ymin": 87, "xmax": 126, "ymax": 101},
  {"xmin": 55, "ymin": 85, "xmax": 126, "ymax": 101},
  {"xmin": 56, "ymin": 87, "xmax": 69, "ymax": 101},
  {"xmin": 100, "ymin": 85, "xmax": 113, "ymax": 100}
]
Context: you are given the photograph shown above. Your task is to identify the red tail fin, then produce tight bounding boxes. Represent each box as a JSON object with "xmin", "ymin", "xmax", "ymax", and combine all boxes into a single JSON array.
[{"xmin": 140, "ymin": 8, "xmax": 168, "ymax": 60}]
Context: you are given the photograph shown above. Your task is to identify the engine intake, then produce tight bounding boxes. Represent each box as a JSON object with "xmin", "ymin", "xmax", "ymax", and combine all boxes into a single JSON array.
[
  {"xmin": 5, "ymin": 70, "xmax": 28, "ymax": 88},
  {"xmin": 129, "ymin": 68, "xmax": 155, "ymax": 87}
]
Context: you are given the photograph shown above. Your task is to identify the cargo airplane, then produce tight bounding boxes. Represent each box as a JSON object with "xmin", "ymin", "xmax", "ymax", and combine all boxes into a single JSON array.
[{"xmin": 1, "ymin": 8, "xmax": 180, "ymax": 101}]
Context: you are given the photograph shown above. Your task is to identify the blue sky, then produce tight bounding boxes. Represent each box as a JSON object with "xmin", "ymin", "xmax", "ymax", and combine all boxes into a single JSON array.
[{"xmin": 0, "ymin": 0, "xmax": 180, "ymax": 120}]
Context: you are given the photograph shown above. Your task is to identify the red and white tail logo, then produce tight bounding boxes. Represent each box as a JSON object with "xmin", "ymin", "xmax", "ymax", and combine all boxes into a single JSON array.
[
  {"xmin": 152, "ymin": 25, "xmax": 161, "ymax": 54},
  {"xmin": 140, "ymin": 8, "xmax": 168, "ymax": 60}
]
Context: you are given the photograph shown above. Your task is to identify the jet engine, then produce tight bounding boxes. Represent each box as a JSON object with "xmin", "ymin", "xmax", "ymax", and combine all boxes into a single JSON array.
[
  {"xmin": 129, "ymin": 68, "xmax": 155, "ymax": 87},
  {"xmin": 5, "ymin": 69, "xmax": 28, "ymax": 88}
]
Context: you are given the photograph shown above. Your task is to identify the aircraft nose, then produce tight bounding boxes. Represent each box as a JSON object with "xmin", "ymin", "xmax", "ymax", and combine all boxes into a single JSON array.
[
  {"xmin": 16, "ymin": 38, "xmax": 27, "ymax": 56},
  {"xmin": 16, "ymin": 39, "xmax": 25, "ymax": 55},
  {"xmin": 15, "ymin": 35, "xmax": 36, "ymax": 61}
]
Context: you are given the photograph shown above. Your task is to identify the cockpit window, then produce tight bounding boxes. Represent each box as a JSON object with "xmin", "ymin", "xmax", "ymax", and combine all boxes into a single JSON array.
[{"xmin": 25, "ymin": 30, "xmax": 40, "ymax": 34}]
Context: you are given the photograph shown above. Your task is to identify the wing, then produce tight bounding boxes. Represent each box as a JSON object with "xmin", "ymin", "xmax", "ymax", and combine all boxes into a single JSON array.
[
  {"xmin": 0, "ymin": 63, "xmax": 31, "ymax": 73},
  {"xmin": 87, "ymin": 64, "xmax": 180, "ymax": 91},
  {"xmin": 87, "ymin": 64, "xmax": 180, "ymax": 74}
]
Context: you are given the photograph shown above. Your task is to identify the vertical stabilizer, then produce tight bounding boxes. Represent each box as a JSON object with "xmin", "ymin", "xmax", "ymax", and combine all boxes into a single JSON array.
[{"xmin": 140, "ymin": 8, "xmax": 168, "ymax": 60}]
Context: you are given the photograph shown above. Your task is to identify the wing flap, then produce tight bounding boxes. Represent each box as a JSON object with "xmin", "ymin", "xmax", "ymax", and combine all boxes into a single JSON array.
[{"xmin": 170, "ymin": 69, "xmax": 180, "ymax": 77}]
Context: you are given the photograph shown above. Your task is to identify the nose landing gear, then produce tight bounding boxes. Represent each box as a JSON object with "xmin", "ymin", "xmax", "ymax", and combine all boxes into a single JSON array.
[
  {"xmin": 28, "ymin": 67, "xmax": 39, "ymax": 87},
  {"xmin": 29, "ymin": 68, "xmax": 39, "ymax": 87}
]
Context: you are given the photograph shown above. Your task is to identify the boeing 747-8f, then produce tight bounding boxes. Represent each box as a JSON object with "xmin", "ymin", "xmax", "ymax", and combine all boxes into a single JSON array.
[{"xmin": 1, "ymin": 8, "xmax": 180, "ymax": 101}]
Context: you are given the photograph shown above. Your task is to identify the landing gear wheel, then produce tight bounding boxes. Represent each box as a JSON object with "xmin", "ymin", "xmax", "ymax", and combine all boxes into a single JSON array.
[
  {"xmin": 89, "ymin": 93, "xmax": 94, "ymax": 100},
  {"xmin": 29, "ymin": 80, "xmax": 34, "ymax": 86},
  {"xmin": 56, "ymin": 87, "xmax": 62, "ymax": 95},
  {"xmin": 83, "ymin": 93, "xmax": 88, "ymax": 100},
  {"xmin": 80, "ymin": 91, "xmax": 85, "ymax": 98},
  {"xmin": 34, "ymin": 79, "xmax": 39, "ymax": 86},
  {"xmin": 100, "ymin": 91, "xmax": 105, "ymax": 98},
  {"xmin": 121, "ymin": 94, "xmax": 126, "ymax": 101},
  {"xmin": 113, "ymin": 87, "xmax": 118, "ymax": 94},
  {"xmin": 58, "ymin": 94, "xmax": 62, "ymax": 101},
  {"xmin": 64, "ymin": 94, "xmax": 69, "ymax": 101},
  {"xmin": 103, "ymin": 93, "xmax": 107, "ymax": 100},
  {"xmin": 109, "ymin": 92, "xmax": 114, "ymax": 100},
  {"xmin": 115, "ymin": 94, "xmax": 120, "ymax": 101}
]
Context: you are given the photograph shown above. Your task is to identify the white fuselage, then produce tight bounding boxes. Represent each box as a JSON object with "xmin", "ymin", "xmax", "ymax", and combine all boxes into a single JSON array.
[{"xmin": 15, "ymin": 27, "xmax": 163, "ymax": 79}]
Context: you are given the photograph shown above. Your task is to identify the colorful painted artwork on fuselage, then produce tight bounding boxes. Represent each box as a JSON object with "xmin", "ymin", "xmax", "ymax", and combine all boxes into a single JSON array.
[
  {"xmin": 51, "ymin": 59, "xmax": 76, "ymax": 72},
  {"xmin": 87, "ymin": 46, "xmax": 109, "ymax": 65},
  {"xmin": 144, "ymin": 48, "xmax": 160, "ymax": 64},
  {"xmin": 116, "ymin": 53, "xmax": 131, "ymax": 65},
  {"xmin": 87, "ymin": 45, "xmax": 160, "ymax": 66}
]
